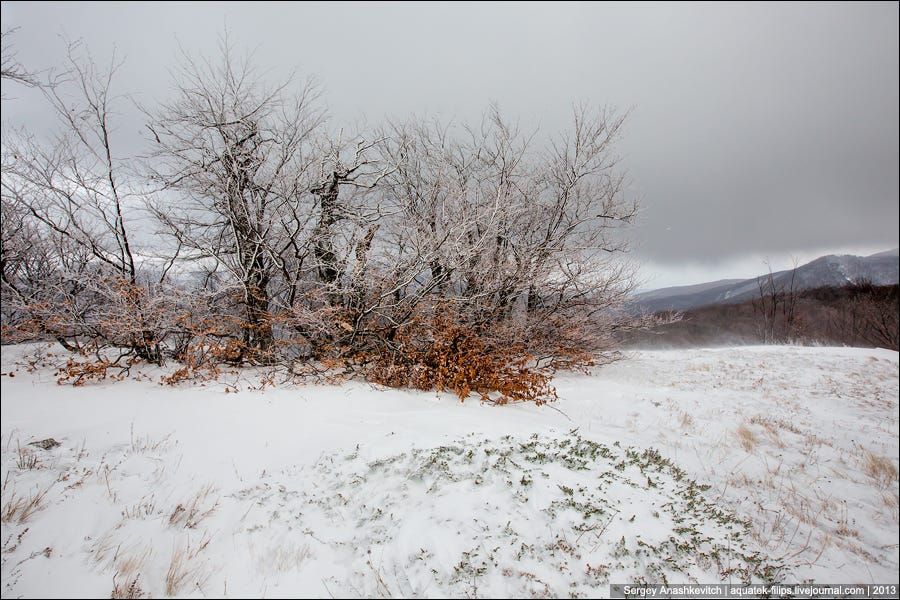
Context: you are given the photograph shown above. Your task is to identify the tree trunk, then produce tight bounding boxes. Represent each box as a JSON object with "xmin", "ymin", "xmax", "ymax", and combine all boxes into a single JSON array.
[{"xmin": 312, "ymin": 171, "xmax": 344, "ymax": 306}]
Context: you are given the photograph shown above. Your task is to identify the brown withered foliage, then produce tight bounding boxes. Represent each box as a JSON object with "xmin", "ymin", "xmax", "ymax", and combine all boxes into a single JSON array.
[{"xmin": 365, "ymin": 303, "xmax": 559, "ymax": 405}]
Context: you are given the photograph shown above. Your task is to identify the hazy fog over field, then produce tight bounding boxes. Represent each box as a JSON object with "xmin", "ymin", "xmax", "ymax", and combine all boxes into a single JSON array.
[{"xmin": 1, "ymin": 2, "xmax": 897, "ymax": 288}]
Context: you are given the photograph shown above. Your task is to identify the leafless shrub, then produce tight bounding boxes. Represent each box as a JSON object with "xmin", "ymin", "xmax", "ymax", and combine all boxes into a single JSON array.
[{"xmin": 5, "ymin": 36, "xmax": 645, "ymax": 401}]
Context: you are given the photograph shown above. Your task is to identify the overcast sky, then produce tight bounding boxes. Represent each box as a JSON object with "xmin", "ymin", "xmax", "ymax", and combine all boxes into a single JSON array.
[{"xmin": 2, "ymin": 1, "xmax": 897, "ymax": 289}]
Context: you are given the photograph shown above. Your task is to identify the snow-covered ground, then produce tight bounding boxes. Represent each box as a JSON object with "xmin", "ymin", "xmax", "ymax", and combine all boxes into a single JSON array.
[{"xmin": 1, "ymin": 344, "xmax": 897, "ymax": 598}]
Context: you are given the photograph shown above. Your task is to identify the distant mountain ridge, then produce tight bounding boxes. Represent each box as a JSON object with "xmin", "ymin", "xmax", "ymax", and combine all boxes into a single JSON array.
[{"xmin": 634, "ymin": 249, "xmax": 900, "ymax": 314}]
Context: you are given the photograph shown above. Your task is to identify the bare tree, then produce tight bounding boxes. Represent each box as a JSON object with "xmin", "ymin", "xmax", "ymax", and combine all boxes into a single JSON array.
[
  {"xmin": 366, "ymin": 104, "xmax": 638, "ymax": 367},
  {"xmin": 307, "ymin": 133, "xmax": 393, "ymax": 307},
  {"xmin": 1, "ymin": 43, "xmax": 162, "ymax": 361},
  {"xmin": 754, "ymin": 258, "xmax": 799, "ymax": 344},
  {"xmin": 146, "ymin": 39, "xmax": 325, "ymax": 360},
  {"xmin": 839, "ymin": 281, "xmax": 900, "ymax": 350}
]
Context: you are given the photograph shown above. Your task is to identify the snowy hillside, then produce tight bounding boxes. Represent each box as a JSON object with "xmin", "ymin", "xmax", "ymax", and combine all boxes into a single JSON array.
[
  {"xmin": 634, "ymin": 250, "xmax": 900, "ymax": 314},
  {"xmin": 1, "ymin": 344, "xmax": 897, "ymax": 597}
]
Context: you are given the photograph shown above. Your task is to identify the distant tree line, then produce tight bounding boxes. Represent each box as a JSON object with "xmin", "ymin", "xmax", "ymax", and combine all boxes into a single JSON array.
[
  {"xmin": 623, "ymin": 282, "xmax": 899, "ymax": 351},
  {"xmin": 0, "ymin": 38, "xmax": 646, "ymax": 402}
]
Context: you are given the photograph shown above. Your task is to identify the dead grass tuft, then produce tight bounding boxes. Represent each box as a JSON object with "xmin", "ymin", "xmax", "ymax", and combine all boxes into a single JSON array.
[
  {"xmin": 110, "ymin": 545, "xmax": 152, "ymax": 599},
  {"xmin": 747, "ymin": 416, "xmax": 786, "ymax": 448},
  {"xmin": 863, "ymin": 450, "xmax": 898, "ymax": 489},
  {"xmin": 121, "ymin": 494, "xmax": 157, "ymax": 520},
  {"xmin": 129, "ymin": 423, "xmax": 173, "ymax": 454},
  {"xmin": 168, "ymin": 483, "xmax": 219, "ymax": 529},
  {"xmin": 835, "ymin": 501, "xmax": 859, "ymax": 538},
  {"xmin": 736, "ymin": 423, "xmax": 758, "ymax": 451},
  {"xmin": 111, "ymin": 574, "xmax": 146, "ymax": 599},
  {"xmin": 881, "ymin": 492, "xmax": 899, "ymax": 524},
  {"xmin": 165, "ymin": 535, "xmax": 211, "ymax": 596},
  {"xmin": 15, "ymin": 445, "xmax": 40, "ymax": 470},
  {"xmin": 1, "ymin": 482, "xmax": 50, "ymax": 524},
  {"xmin": 254, "ymin": 541, "xmax": 312, "ymax": 574}
]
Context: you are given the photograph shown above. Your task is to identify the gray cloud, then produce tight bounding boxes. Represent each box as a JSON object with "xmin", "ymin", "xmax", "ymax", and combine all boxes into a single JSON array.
[{"xmin": 2, "ymin": 2, "xmax": 897, "ymax": 276}]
